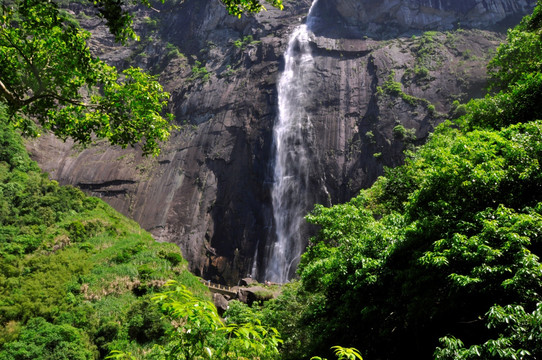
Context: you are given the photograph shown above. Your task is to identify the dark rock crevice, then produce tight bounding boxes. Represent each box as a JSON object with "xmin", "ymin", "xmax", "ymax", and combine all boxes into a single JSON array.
[{"xmin": 77, "ymin": 180, "xmax": 137, "ymax": 190}]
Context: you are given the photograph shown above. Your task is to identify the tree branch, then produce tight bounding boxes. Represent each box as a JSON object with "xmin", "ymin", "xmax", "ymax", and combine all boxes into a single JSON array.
[
  {"xmin": 1, "ymin": 28, "xmax": 45, "ymax": 98},
  {"xmin": 21, "ymin": 92, "xmax": 88, "ymax": 108},
  {"xmin": 0, "ymin": 78, "xmax": 22, "ymax": 109}
]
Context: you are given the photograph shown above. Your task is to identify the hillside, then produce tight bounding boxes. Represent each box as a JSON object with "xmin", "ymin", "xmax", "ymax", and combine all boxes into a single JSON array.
[{"xmin": 0, "ymin": 111, "xmax": 208, "ymax": 358}]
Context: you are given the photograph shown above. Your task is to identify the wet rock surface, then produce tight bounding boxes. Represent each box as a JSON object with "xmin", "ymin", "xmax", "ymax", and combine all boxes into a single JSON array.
[{"xmin": 26, "ymin": 0, "xmax": 533, "ymax": 284}]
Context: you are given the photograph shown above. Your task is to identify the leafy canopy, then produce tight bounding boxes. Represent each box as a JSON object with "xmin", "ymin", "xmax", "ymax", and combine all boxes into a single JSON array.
[
  {"xmin": 107, "ymin": 281, "xmax": 283, "ymax": 360},
  {"xmin": 0, "ymin": 0, "xmax": 283, "ymax": 156},
  {"xmin": 286, "ymin": 1, "xmax": 542, "ymax": 359},
  {"xmin": 0, "ymin": 0, "xmax": 174, "ymax": 155}
]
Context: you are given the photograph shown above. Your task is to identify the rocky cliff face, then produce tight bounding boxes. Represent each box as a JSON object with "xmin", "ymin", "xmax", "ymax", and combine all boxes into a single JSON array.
[
  {"xmin": 26, "ymin": 0, "xmax": 535, "ymax": 284},
  {"xmin": 311, "ymin": 0, "xmax": 536, "ymax": 38}
]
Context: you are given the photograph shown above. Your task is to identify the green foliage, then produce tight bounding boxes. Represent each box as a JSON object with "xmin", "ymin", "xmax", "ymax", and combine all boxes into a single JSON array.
[
  {"xmin": 221, "ymin": 0, "xmax": 283, "ymax": 18},
  {"xmin": 488, "ymin": 4, "xmax": 542, "ymax": 92},
  {"xmin": 165, "ymin": 42, "xmax": 183, "ymax": 59},
  {"xmin": 257, "ymin": 281, "xmax": 331, "ymax": 360},
  {"xmin": 0, "ymin": 317, "xmax": 94, "ymax": 360},
  {"xmin": 224, "ymin": 300, "xmax": 262, "ymax": 325},
  {"xmin": 392, "ymin": 124, "xmax": 416, "ymax": 142},
  {"xmin": 0, "ymin": 0, "xmax": 285, "ymax": 355},
  {"xmin": 450, "ymin": 99, "xmax": 468, "ymax": 118},
  {"xmin": 126, "ymin": 298, "xmax": 167, "ymax": 344},
  {"xmin": 143, "ymin": 281, "xmax": 282, "ymax": 359},
  {"xmin": 0, "ymin": 117, "xmax": 205, "ymax": 357},
  {"xmin": 435, "ymin": 303, "xmax": 542, "ymax": 359},
  {"xmin": 405, "ymin": 30, "xmax": 443, "ymax": 84},
  {"xmin": 0, "ymin": 1, "xmax": 175, "ymax": 156},
  {"xmin": 1, "ymin": 0, "xmax": 283, "ymax": 153},
  {"xmin": 377, "ymin": 73, "xmax": 403, "ymax": 97},
  {"xmin": 364, "ymin": 161, "xmax": 421, "ymax": 215},
  {"xmin": 161, "ymin": 251, "xmax": 184, "ymax": 266},
  {"xmin": 453, "ymin": 0, "xmax": 542, "ymax": 133},
  {"xmin": 0, "ymin": 0, "xmax": 283, "ymax": 155},
  {"xmin": 190, "ymin": 61, "xmax": 211, "ymax": 82},
  {"xmin": 378, "ymin": 72, "xmax": 437, "ymax": 111},
  {"xmin": 311, "ymin": 346, "xmax": 364, "ymax": 360},
  {"xmin": 460, "ymin": 72, "xmax": 542, "ymax": 131},
  {"xmin": 288, "ymin": 3, "xmax": 542, "ymax": 358},
  {"xmin": 234, "ymin": 35, "xmax": 260, "ymax": 49},
  {"xmin": 296, "ymin": 121, "xmax": 542, "ymax": 358}
]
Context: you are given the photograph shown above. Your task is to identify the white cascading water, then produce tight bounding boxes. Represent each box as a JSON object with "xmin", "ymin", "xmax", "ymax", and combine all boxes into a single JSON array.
[{"xmin": 263, "ymin": 0, "xmax": 319, "ymax": 283}]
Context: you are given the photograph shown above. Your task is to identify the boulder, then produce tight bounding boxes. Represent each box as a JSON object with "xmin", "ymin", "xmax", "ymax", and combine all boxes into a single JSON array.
[
  {"xmin": 213, "ymin": 293, "xmax": 230, "ymax": 315},
  {"xmin": 239, "ymin": 277, "xmax": 257, "ymax": 286},
  {"xmin": 237, "ymin": 286, "xmax": 275, "ymax": 306}
]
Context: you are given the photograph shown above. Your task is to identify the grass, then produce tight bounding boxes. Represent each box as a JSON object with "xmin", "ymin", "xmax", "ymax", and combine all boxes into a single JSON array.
[{"xmin": 0, "ymin": 118, "xmax": 210, "ymax": 357}]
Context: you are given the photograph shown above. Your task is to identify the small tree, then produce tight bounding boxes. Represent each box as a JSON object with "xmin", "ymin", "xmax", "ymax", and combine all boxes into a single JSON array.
[
  {"xmin": 108, "ymin": 281, "xmax": 282, "ymax": 359},
  {"xmin": 311, "ymin": 346, "xmax": 364, "ymax": 360},
  {"xmin": 0, "ymin": 0, "xmax": 174, "ymax": 156},
  {"xmin": 0, "ymin": 0, "xmax": 284, "ymax": 156}
]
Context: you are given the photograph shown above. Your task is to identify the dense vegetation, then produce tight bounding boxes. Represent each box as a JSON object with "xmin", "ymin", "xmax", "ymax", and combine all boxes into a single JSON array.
[
  {"xmin": 0, "ymin": 0, "xmax": 175, "ymax": 156},
  {"xmin": 0, "ymin": 1, "xmax": 284, "ymax": 359},
  {"xmin": 0, "ymin": 110, "xmax": 283, "ymax": 360},
  {"xmin": 0, "ymin": 108, "xmax": 210, "ymax": 358},
  {"xmin": 2, "ymin": 0, "xmax": 542, "ymax": 359},
  {"xmin": 253, "ymin": 1, "xmax": 542, "ymax": 359}
]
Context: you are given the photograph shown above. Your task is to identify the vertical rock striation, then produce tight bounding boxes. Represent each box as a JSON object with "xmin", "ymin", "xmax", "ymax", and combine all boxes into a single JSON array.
[{"xmin": 27, "ymin": 0, "xmax": 535, "ymax": 284}]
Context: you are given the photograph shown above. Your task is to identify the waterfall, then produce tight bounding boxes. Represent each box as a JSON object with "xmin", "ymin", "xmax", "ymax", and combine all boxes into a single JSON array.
[{"xmin": 262, "ymin": 1, "xmax": 319, "ymax": 283}]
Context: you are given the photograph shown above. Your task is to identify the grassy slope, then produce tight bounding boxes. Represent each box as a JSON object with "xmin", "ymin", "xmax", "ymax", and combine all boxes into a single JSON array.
[{"xmin": 0, "ymin": 115, "xmax": 209, "ymax": 359}]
